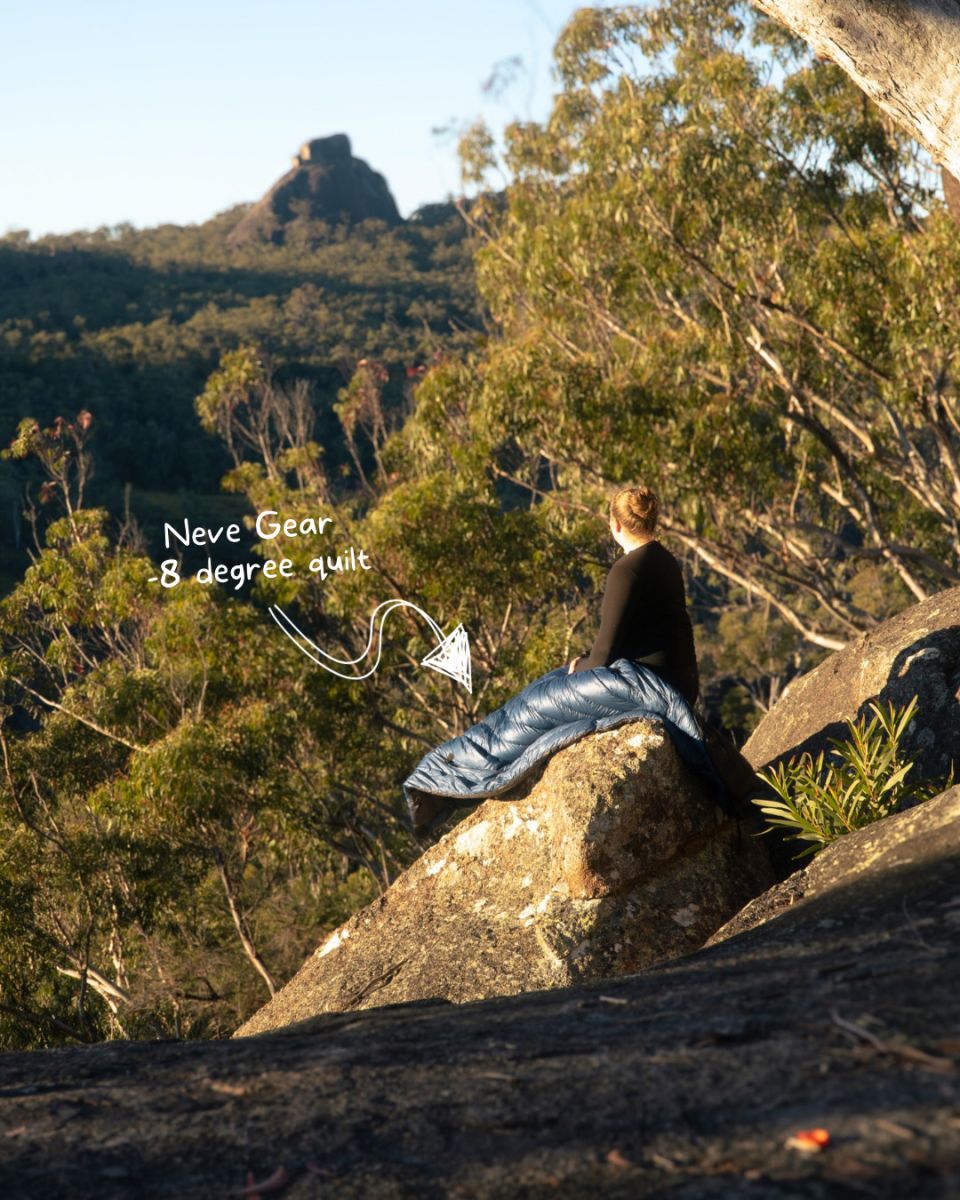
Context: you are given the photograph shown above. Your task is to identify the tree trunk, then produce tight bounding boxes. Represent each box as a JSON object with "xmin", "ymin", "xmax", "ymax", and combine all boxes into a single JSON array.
[
  {"xmin": 943, "ymin": 166, "xmax": 960, "ymax": 219},
  {"xmin": 750, "ymin": 1, "xmax": 960, "ymax": 176}
]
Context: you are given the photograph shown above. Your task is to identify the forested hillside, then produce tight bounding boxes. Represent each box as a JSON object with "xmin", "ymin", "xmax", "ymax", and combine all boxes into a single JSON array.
[
  {"xmin": 2, "ymin": 0, "xmax": 959, "ymax": 1050},
  {"xmin": 0, "ymin": 198, "xmax": 483, "ymax": 584}
]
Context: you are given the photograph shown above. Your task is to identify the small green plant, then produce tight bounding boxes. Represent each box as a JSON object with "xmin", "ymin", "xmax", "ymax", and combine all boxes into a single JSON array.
[{"xmin": 753, "ymin": 696, "xmax": 948, "ymax": 861}]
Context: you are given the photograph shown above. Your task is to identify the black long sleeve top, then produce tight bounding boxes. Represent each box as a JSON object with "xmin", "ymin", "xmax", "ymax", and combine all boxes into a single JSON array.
[{"xmin": 572, "ymin": 539, "xmax": 699, "ymax": 706}]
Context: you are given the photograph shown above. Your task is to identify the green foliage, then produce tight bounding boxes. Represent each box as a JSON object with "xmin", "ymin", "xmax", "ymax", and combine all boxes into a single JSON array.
[
  {"xmin": 4, "ymin": 0, "xmax": 960, "ymax": 1048},
  {"xmin": 753, "ymin": 697, "xmax": 947, "ymax": 860},
  {"xmin": 718, "ymin": 684, "xmax": 761, "ymax": 735},
  {"xmin": 0, "ymin": 200, "xmax": 484, "ymax": 576},
  {"xmin": 0, "ymin": 337, "xmax": 600, "ymax": 1046},
  {"xmin": 454, "ymin": 0, "xmax": 957, "ymax": 653}
]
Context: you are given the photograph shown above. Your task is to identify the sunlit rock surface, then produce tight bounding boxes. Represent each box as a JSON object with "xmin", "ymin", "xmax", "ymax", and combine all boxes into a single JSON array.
[{"xmin": 235, "ymin": 718, "xmax": 774, "ymax": 1036}]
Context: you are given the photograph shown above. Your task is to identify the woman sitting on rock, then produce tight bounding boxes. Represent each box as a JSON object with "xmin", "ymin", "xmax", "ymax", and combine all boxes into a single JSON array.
[
  {"xmin": 405, "ymin": 484, "xmax": 766, "ymax": 839},
  {"xmin": 567, "ymin": 485, "xmax": 700, "ymax": 708}
]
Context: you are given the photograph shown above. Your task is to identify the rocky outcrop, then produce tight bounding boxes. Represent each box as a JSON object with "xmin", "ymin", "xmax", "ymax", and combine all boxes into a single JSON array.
[
  {"xmin": 707, "ymin": 783, "xmax": 960, "ymax": 945},
  {"xmin": 235, "ymin": 719, "xmax": 775, "ymax": 1036},
  {"xmin": 2, "ymin": 786, "xmax": 958, "ymax": 1198},
  {"xmin": 225, "ymin": 133, "xmax": 401, "ymax": 248},
  {"xmin": 743, "ymin": 585, "xmax": 960, "ymax": 785}
]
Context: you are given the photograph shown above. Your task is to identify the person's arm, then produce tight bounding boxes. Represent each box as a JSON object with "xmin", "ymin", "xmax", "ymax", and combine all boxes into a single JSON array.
[{"xmin": 574, "ymin": 557, "xmax": 638, "ymax": 671}]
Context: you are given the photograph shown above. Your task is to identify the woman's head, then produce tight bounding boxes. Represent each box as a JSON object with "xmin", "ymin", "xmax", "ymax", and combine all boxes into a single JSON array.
[{"xmin": 609, "ymin": 485, "xmax": 659, "ymax": 544}]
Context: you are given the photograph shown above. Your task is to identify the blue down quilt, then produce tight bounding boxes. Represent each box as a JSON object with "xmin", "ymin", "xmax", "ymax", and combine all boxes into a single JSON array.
[{"xmin": 403, "ymin": 658, "xmax": 732, "ymax": 832}]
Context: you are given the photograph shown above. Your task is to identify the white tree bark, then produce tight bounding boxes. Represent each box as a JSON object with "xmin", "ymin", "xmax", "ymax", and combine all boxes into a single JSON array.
[{"xmin": 750, "ymin": 1, "xmax": 960, "ymax": 176}]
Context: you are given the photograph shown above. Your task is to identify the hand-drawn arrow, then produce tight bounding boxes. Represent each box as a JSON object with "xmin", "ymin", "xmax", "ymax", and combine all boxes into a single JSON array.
[{"xmin": 268, "ymin": 600, "xmax": 472, "ymax": 692}]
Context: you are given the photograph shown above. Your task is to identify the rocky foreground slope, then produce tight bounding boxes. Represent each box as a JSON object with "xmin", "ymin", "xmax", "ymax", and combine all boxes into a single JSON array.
[
  {"xmin": 3, "ymin": 589, "xmax": 960, "ymax": 1196},
  {"xmin": 0, "ymin": 787, "xmax": 957, "ymax": 1198}
]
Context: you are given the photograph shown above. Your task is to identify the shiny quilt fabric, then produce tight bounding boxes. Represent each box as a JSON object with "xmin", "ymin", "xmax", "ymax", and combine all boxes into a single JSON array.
[{"xmin": 403, "ymin": 658, "xmax": 732, "ymax": 833}]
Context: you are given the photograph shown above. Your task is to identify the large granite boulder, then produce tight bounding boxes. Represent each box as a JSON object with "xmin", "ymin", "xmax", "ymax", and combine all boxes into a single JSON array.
[
  {"xmin": 235, "ymin": 718, "xmax": 775, "ymax": 1036},
  {"xmin": 744, "ymin": 585, "xmax": 960, "ymax": 786},
  {"xmin": 226, "ymin": 132, "xmax": 401, "ymax": 248}
]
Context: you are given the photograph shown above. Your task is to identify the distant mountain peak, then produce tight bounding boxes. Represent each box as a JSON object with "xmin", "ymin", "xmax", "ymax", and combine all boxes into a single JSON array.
[
  {"xmin": 290, "ymin": 133, "xmax": 353, "ymax": 169},
  {"xmin": 226, "ymin": 133, "xmax": 401, "ymax": 248}
]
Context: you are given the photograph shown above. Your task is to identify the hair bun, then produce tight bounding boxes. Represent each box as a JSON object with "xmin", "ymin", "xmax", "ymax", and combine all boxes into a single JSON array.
[
  {"xmin": 611, "ymin": 485, "xmax": 659, "ymax": 536},
  {"xmin": 628, "ymin": 492, "xmax": 655, "ymax": 515}
]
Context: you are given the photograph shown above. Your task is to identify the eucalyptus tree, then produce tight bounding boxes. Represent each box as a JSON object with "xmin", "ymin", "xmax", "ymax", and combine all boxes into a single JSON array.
[
  {"xmin": 445, "ymin": 0, "xmax": 960, "ymax": 650},
  {"xmin": 750, "ymin": 0, "xmax": 960, "ymax": 179}
]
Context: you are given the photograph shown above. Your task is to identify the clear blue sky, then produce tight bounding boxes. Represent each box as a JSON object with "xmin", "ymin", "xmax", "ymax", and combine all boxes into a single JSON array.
[{"xmin": 3, "ymin": 0, "xmax": 616, "ymax": 238}]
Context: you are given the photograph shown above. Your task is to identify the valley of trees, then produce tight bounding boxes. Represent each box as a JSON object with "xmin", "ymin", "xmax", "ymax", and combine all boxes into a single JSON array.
[
  {"xmin": 2, "ymin": 0, "xmax": 958, "ymax": 1048},
  {"xmin": 0, "ymin": 198, "xmax": 483, "ymax": 589}
]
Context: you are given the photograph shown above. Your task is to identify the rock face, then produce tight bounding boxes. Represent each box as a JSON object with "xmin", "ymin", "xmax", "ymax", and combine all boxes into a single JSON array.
[
  {"xmin": 235, "ymin": 719, "xmax": 775, "ymax": 1036},
  {"xmin": 744, "ymin": 585, "xmax": 960, "ymax": 786},
  {"xmin": 3, "ymin": 786, "xmax": 958, "ymax": 1198},
  {"xmin": 226, "ymin": 133, "xmax": 401, "ymax": 248}
]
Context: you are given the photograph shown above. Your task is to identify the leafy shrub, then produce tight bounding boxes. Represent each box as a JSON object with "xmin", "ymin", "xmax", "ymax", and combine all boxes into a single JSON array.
[{"xmin": 753, "ymin": 696, "xmax": 948, "ymax": 861}]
